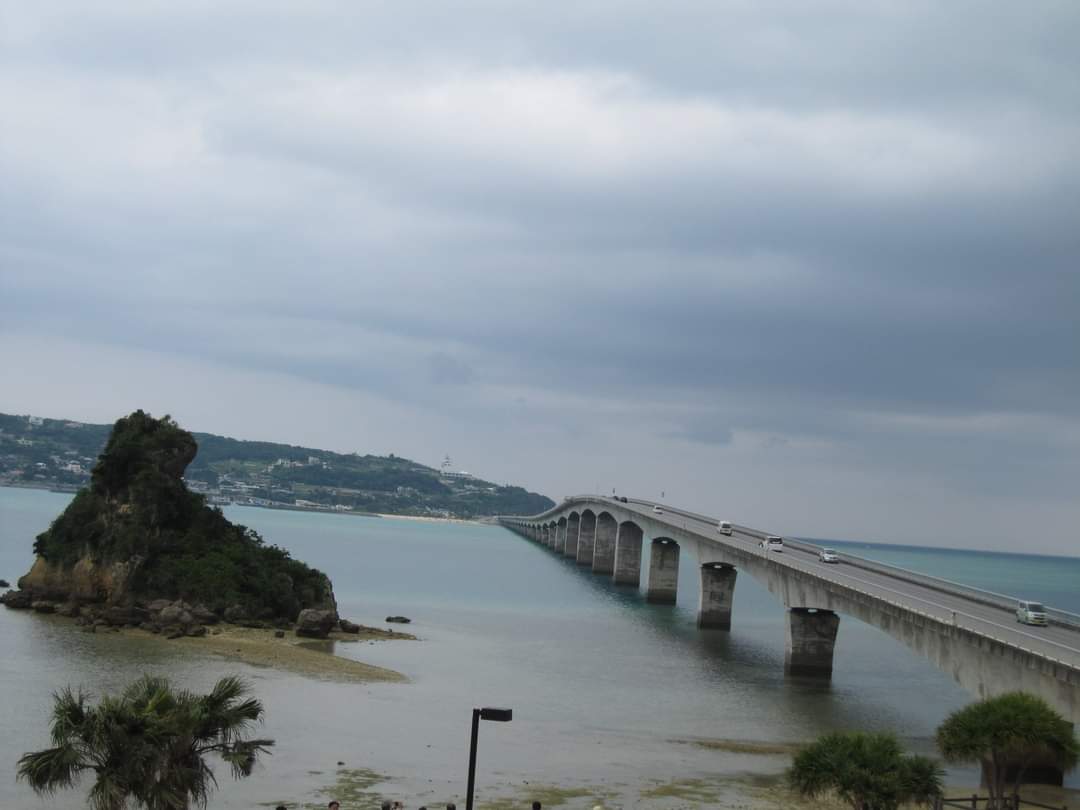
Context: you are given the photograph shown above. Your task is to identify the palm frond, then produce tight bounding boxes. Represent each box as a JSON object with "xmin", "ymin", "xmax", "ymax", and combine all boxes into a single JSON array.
[
  {"xmin": 221, "ymin": 738, "xmax": 275, "ymax": 779},
  {"xmin": 17, "ymin": 745, "xmax": 88, "ymax": 794},
  {"xmin": 49, "ymin": 688, "xmax": 89, "ymax": 746}
]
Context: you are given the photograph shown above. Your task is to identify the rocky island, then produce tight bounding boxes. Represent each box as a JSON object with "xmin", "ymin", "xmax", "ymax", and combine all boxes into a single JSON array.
[{"xmin": 2, "ymin": 410, "xmax": 346, "ymax": 641}]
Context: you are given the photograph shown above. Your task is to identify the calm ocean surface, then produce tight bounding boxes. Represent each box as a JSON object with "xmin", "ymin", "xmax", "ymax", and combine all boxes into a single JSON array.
[{"xmin": 1, "ymin": 487, "xmax": 1077, "ymax": 808}]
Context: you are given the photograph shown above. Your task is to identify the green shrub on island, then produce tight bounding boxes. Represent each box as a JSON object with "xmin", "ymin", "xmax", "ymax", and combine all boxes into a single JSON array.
[{"xmin": 29, "ymin": 410, "xmax": 333, "ymax": 619}]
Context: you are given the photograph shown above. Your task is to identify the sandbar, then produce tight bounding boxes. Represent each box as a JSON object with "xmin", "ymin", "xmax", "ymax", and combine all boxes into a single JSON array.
[{"xmin": 115, "ymin": 623, "xmax": 414, "ymax": 684}]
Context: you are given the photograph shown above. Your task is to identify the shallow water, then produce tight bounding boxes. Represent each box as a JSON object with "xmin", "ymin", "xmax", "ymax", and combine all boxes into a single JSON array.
[{"xmin": 1, "ymin": 488, "xmax": 1077, "ymax": 808}]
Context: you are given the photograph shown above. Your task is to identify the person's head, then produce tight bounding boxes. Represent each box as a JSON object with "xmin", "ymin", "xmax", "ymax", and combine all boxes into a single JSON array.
[
  {"xmin": 532, "ymin": 803, "xmax": 542, "ymax": 810},
  {"xmin": 328, "ymin": 802, "xmax": 340, "ymax": 810},
  {"xmin": 276, "ymin": 806, "xmax": 288, "ymax": 810},
  {"xmin": 447, "ymin": 804, "xmax": 457, "ymax": 810},
  {"xmin": 382, "ymin": 803, "xmax": 391, "ymax": 810}
]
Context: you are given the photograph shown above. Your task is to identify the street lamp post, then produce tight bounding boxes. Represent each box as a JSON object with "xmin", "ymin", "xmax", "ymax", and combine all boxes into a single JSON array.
[{"xmin": 465, "ymin": 707, "xmax": 512, "ymax": 810}]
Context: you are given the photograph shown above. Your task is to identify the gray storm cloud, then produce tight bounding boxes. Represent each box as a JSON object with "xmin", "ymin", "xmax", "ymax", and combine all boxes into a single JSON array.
[{"xmin": 1, "ymin": 1, "xmax": 1078, "ymax": 553}]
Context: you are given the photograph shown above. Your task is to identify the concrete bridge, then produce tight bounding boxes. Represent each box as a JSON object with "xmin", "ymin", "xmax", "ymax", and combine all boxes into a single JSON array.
[{"xmin": 500, "ymin": 496, "xmax": 1080, "ymax": 726}]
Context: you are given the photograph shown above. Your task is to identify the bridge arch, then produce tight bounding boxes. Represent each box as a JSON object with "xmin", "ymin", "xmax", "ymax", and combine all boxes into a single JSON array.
[
  {"xmin": 647, "ymin": 537, "xmax": 680, "ymax": 604},
  {"xmin": 554, "ymin": 517, "xmax": 567, "ymax": 553},
  {"xmin": 613, "ymin": 521, "xmax": 643, "ymax": 586},
  {"xmin": 564, "ymin": 512, "xmax": 581, "ymax": 558},
  {"xmin": 593, "ymin": 512, "xmax": 617, "ymax": 575},
  {"xmin": 576, "ymin": 509, "xmax": 597, "ymax": 566}
]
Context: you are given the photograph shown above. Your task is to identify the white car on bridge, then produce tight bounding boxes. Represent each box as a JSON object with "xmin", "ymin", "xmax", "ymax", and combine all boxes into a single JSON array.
[
  {"xmin": 1016, "ymin": 600, "xmax": 1048, "ymax": 626},
  {"xmin": 717, "ymin": 520, "xmax": 733, "ymax": 536},
  {"xmin": 819, "ymin": 548, "xmax": 840, "ymax": 564},
  {"xmin": 761, "ymin": 535, "xmax": 784, "ymax": 552}
]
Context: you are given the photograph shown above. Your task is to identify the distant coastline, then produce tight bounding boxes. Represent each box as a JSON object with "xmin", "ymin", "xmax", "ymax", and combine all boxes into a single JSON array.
[
  {"xmin": 1, "ymin": 482, "xmax": 492, "ymax": 525},
  {"xmin": 0, "ymin": 411, "xmax": 554, "ymax": 519}
]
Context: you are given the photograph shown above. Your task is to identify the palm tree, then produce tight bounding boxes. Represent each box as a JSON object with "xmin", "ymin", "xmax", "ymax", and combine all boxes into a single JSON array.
[
  {"xmin": 18, "ymin": 675, "xmax": 274, "ymax": 810},
  {"xmin": 936, "ymin": 691, "xmax": 1078, "ymax": 808},
  {"xmin": 789, "ymin": 730, "xmax": 943, "ymax": 810}
]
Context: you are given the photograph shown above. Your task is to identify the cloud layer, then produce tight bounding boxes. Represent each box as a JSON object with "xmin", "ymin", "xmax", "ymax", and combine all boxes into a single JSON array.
[{"xmin": 3, "ymin": 1, "xmax": 1078, "ymax": 553}]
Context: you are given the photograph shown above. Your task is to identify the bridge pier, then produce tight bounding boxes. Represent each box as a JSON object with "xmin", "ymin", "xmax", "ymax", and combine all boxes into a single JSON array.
[
  {"xmin": 613, "ymin": 521, "xmax": 642, "ymax": 586},
  {"xmin": 592, "ymin": 513, "xmax": 617, "ymax": 575},
  {"xmin": 785, "ymin": 608, "xmax": 839, "ymax": 678},
  {"xmin": 576, "ymin": 511, "xmax": 596, "ymax": 566},
  {"xmin": 698, "ymin": 563, "xmax": 736, "ymax": 630},
  {"xmin": 554, "ymin": 520, "xmax": 566, "ymax": 553},
  {"xmin": 563, "ymin": 513, "xmax": 580, "ymax": 559},
  {"xmin": 646, "ymin": 538, "xmax": 680, "ymax": 604}
]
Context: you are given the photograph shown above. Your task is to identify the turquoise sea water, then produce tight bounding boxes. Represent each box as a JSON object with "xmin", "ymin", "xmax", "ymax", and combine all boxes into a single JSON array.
[
  {"xmin": 1, "ymin": 487, "xmax": 1077, "ymax": 808},
  {"xmin": 812, "ymin": 538, "xmax": 1080, "ymax": 613}
]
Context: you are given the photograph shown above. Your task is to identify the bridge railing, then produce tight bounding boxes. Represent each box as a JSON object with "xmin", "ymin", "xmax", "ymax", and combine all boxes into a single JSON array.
[
  {"xmin": 597, "ymin": 497, "xmax": 1080, "ymax": 633},
  {"xmin": 794, "ymin": 542, "xmax": 1080, "ymax": 633}
]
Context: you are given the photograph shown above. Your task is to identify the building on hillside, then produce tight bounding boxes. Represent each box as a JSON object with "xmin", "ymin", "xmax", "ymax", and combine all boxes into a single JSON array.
[{"xmin": 439, "ymin": 454, "xmax": 475, "ymax": 481}]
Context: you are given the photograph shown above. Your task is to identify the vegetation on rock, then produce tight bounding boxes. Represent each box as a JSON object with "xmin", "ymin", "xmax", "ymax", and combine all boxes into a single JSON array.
[
  {"xmin": 28, "ymin": 411, "xmax": 334, "ymax": 619},
  {"xmin": 18, "ymin": 674, "xmax": 272, "ymax": 810}
]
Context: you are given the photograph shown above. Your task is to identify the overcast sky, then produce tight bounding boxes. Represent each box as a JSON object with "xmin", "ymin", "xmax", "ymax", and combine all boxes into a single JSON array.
[{"xmin": 2, "ymin": 2, "xmax": 1078, "ymax": 554}]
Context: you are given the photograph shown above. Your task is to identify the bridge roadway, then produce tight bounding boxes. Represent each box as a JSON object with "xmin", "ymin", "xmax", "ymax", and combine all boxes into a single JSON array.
[
  {"xmin": 625, "ymin": 497, "xmax": 1080, "ymax": 664},
  {"xmin": 500, "ymin": 495, "xmax": 1080, "ymax": 727}
]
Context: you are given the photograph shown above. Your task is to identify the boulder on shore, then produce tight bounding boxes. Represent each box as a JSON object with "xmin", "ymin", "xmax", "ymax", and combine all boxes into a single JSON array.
[
  {"xmin": 158, "ymin": 605, "xmax": 194, "ymax": 627},
  {"xmin": 1, "ymin": 590, "xmax": 33, "ymax": 609},
  {"xmin": 103, "ymin": 605, "xmax": 141, "ymax": 626},
  {"xmin": 224, "ymin": 604, "xmax": 249, "ymax": 624},
  {"xmin": 191, "ymin": 604, "xmax": 219, "ymax": 625},
  {"xmin": 339, "ymin": 619, "xmax": 361, "ymax": 634},
  {"xmin": 32, "ymin": 600, "xmax": 57, "ymax": 614},
  {"xmin": 295, "ymin": 608, "xmax": 338, "ymax": 638},
  {"xmin": 385, "ymin": 615, "xmax": 411, "ymax": 624}
]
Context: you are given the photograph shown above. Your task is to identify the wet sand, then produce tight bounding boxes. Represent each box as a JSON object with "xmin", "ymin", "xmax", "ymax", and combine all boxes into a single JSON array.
[
  {"xmin": 115, "ymin": 623, "xmax": 415, "ymax": 683},
  {"xmin": 284, "ymin": 762, "xmax": 1080, "ymax": 810},
  {"xmin": 376, "ymin": 513, "xmax": 486, "ymax": 526}
]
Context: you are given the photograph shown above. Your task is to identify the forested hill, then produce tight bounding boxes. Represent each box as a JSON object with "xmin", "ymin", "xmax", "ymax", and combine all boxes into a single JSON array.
[{"xmin": 0, "ymin": 412, "xmax": 554, "ymax": 518}]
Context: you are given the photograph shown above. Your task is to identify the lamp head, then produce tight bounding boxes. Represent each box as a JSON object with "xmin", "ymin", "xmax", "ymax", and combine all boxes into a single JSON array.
[{"xmin": 478, "ymin": 707, "xmax": 512, "ymax": 722}]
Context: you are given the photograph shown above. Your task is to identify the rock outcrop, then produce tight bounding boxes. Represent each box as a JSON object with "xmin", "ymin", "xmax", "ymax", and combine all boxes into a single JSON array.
[
  {"xmin": 3, "ymin": 410, "xmax": 337, "ymax": 626},
  {"xmin": 295, "ymin": 608, "xmax": 338, "ymax": 638}
]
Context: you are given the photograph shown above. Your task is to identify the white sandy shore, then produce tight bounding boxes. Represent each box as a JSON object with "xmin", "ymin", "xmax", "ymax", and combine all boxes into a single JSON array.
[{"xmin": 375, "ymin": 513, "xmax": 487, "ymax": 526}]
